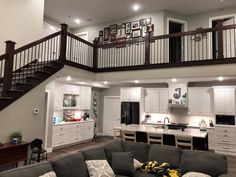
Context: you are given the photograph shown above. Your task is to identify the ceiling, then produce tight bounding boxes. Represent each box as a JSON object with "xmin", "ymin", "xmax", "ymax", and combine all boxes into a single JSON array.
[{"xmin": 44, "ymin": 0, "xmax": 236, "ymax": 29}]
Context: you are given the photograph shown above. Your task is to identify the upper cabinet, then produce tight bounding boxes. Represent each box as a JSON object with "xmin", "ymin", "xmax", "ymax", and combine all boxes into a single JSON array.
[
  {"xmin": 213, "ymin": 87, "xmax": 235, "ymax": 115},
  {"xmin": 144, "ymin": 88, "xmax": 169, "ymax": 113},
  {"xmin": 120, "ymin": 88, "xmax": 142, "ymax": 102},
  {"xmin": 188, "ymin": 87, "xmax": 212, "ymax": 115},
  {"xmin": 63, "ymin": 85, "xmax": 80, "ymax": 95},
  {"xmin": 78, "ymin": 86, "xmax": 92, "ymax": 110}
]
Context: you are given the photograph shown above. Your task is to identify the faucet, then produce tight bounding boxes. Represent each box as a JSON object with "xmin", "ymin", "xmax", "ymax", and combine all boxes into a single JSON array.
[{"xmin": 164, "ymin": 117, "xmax": 170, "ymax": 130}]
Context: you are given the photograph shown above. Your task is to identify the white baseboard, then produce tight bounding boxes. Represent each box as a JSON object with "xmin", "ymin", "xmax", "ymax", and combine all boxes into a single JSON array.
[{"xmin": 46, "ymin": 147, "xmax": 53, "ymax": 153}]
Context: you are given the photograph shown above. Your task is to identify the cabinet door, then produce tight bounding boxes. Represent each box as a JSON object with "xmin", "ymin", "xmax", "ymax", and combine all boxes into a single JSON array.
[
  {"xmin": 84, "ymin": 122, "xmax": 94, "ymax": 140},
  {"xmin": 120, "ymin": 89, "xmax": 141, "ymax": 102},
  {"xmin": 159, "ymin": 89, "xmax": 169, "ymax": 113},
  {"xmin": 79, "ymin": 86, "xmax": 92, "ymax": 110},
  {"xmin": 201, "ymin": 90, "xmax": 212, "ymax": 115},
  {"xmin": 224, "ymin": 89, "xmax": 235, "ymax": 115},
  {"xmin": 214, "ymin": 89, "xmax": 225, "ymax": 115},
  {"xmin": 188, "ymin": 89, "xmax": 200, "ymax": 114},
  {"xmin": 144, "ymin": 89, "xmax": 159, "ymax": 113}
]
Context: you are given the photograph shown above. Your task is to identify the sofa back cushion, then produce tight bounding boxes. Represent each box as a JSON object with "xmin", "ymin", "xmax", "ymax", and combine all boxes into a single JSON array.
[
  {"xmin": 104, "ymin": 140, "xmax": 123, "ymax": 164},
  {"xmin": 51, "ymin": 152, "xmax": 88, "ymax": 177},
  {"xmin": 121, "ymin": 141, "xmax": 149, "ymax": 163},
  {"xmin": 148, "ymin": 144, "xmax": 181, "ymax": 168},
  {"xmin": 0, "ymin": 162, "xmax": 53, "ymax": 177},
  {"xmin": 180, "ymin": 149, "xmax": 227, "ymax": 177},
  {"xmin": 82, "ymin": 147, "xmax": 107, "ymax": 160}
]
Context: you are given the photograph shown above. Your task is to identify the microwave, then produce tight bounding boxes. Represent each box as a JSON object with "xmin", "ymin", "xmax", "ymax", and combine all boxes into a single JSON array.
[{"xmin": 216, "ymin": 115, "xmax": 235, "ymax": 125}]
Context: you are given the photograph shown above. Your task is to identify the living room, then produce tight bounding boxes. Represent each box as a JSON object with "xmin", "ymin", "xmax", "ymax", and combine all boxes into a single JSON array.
[{"xmin": 0, "ymin": 0, "xmax": 236, "ymax": 177}]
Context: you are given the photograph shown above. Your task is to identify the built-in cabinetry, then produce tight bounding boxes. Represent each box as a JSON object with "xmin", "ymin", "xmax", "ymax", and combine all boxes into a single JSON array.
[
  {"xmin": 215, "ymin": 126, "xmax": 236, "ymax": 154},
  {"xmin": 207, "ymin": 128, "xmax": 215, "ymax": 150},
  {"xmin": 78, "ymin": 86, "xmax": 92, "ymax": 110},
  {"xmin": 213, "ymin": 87, "xmax": 235, "ymax": 115},
  {"xmin": 120, "ymin": 88, "xmax": 142, "ymax": 102},
  {"xmin": 188, "ymin": 87, "xmax": 212, "ymax": 115},
  {"xmin": 144, "ymin": 88, "xmax": 169, "ymax": 113},
  {"xmin": 52, "ymin": 121, "xmax": 94, "ymax": 148}
]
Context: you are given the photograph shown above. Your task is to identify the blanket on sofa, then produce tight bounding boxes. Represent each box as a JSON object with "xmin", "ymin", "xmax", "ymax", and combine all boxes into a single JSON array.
[{"xmin": 139, "ymin": 161, "xmax": 182, "ymax": 177}]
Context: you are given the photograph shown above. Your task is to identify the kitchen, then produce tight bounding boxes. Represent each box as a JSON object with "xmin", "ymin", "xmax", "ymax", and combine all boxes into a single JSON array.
[{"xmin": 102, "ymin": 79, "xmax": 236, "ymax": 155}]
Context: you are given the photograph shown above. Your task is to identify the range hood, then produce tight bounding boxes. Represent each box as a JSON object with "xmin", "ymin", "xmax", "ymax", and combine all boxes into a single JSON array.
[{"xmin": 168, "ymin": 82, "xmax": 188, "ymax": 108}]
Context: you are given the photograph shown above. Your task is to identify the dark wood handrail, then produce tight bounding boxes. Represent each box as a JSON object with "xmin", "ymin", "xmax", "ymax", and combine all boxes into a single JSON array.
[
  {"xmin": 67, "ymin": 32, "xmax": 94, "ymax": 47},
  {"xmin": 14, "ymin": 31, "xmax": 61, "ymax": 54},
  {"xmin": 222, "ymin": 24, "xmax": 236, "ymax": 30},
  {"xmin": 0, "ymin": 54, "xmax": 7, "ymax": 62}
]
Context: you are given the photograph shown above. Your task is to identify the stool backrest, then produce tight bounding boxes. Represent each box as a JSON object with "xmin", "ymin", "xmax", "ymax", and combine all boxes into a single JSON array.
[{"xmin": 30, "ymin": 138, "xmax": 43, "ymax": 150}]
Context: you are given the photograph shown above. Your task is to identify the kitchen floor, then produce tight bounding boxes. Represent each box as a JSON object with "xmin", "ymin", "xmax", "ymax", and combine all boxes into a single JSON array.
[{"xmin": 48, "ymin": 136, "xmax": 236, "ymax": 176}]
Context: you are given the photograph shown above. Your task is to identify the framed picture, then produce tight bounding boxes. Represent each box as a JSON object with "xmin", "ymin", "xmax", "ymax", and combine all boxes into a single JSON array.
[
  {"xmin": 131, "ymin": 21, "xmax": 140, "ymax": 30},
  {"xmin": 146, "ymin": 18, "xmax": 151, "ymax": 25},
  {"xmin": 116, "ymin": 37, "xmax": 126, "ymax": 48},
  {"xmin": 142, "ymin": 26, "xmax": 147, "ymax": 37},
  {"xmin": 98, "ymin": 37, "xmax": 103, "ymax": 43},
  {"xmin": 104, "ymin": 27, "xmax": 110, "ymax": 41},
  {"xmin": 147, "ymin": 24, "xmax": 154, "ymax": 32},
  {"xmin": 140, "ymin": 19, "xmax": 146, "ymax": 26},
  {"xmin": 110, "ymin": 24, "xmax": 117, "ymax": 35},
  {"xmin": 132, "ymin": 29, "xmax": 141, "ymax": 38},
  {"xmin": 99, "ymin": 30, "xmax": 103, "ymax": 37},
  {"xmin": 125, "ymin": 22, "xmax": 131, "ymax": 34},
  {"xmin": 110, "ymin": 34, "xmax": 116, "ymax": 42}
]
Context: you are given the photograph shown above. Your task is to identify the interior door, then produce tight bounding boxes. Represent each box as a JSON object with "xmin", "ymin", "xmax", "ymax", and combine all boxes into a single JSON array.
[
  {"xmin": 223, "ymin": 18, "xmax": 235, "ymax": 58},
  {"xmin": 103, "ymin": 97, "xmax": 121, "ymax": 136}
]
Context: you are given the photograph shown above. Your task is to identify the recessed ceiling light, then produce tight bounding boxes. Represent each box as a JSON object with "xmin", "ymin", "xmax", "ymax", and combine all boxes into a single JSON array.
[
  {"xmin": 134, "ymin": 80, "xmax": 139, "ymax": 84},
  {"xmin": 75, "ymin": 82, "xmax": 86, "ymax": 85},
  {"xmin": 66, "ymin": 76, "xmax": 71, "ymax": 81},
  {"xmin": 220, "ymin": 0, "xmax": 224, "ymax": 2},
  {"xmin": 132, "ymin": 4, "xmax": 141, "ymax": 11},
  {"xmin": 172, "ymin": 78, "xmax": 177, "ymax": 82},
  {"xmin": 75, "ymin": 19, "xmax": 81, "ymax": 24},
  {"xmin": 104, "ymin": 81, "xmax": 108, "ymax": 85},
  {"xmin": 218, "ymin": 76, "xmax": 224, "ymax": 81}
]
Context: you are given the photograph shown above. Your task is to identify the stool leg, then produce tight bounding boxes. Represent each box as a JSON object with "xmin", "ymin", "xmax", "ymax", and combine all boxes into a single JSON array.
[{"xmin": 37, "ymin": 153, "xmax": 40, "ymax": 163}]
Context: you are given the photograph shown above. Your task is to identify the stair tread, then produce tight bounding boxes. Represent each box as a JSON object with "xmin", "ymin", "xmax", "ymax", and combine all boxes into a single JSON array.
[
  {"xmin": 15, "ymin": 82, "xmax": 33, "ymax": 86},
  {"xmin": 7, "ymin": 89, "xmax": 24, "ymax": 92},
  {"xmin": 0, "ymin": 97, "xmax": 13, "ymax": 100},
  {"xmin": 35, "ymin": 70, "xmax": 51, "ymax": 74}
]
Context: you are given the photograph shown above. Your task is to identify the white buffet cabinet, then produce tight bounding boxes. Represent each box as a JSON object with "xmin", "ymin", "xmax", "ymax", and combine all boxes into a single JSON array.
[{"xmin": 52, "ymin": 120, "xmax": 94, "ymax": 148}]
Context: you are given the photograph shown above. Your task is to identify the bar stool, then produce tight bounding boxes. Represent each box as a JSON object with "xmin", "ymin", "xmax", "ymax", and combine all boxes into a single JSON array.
[
  {"xmin": 175, "ymin": 136, "xmax": 193, "ymax": 150},
  {"xmin": 113, "ymin": 128, "xmax": 122, "ymax": 140},
  {"xmin": 147, "ymin": 133, "xmax": 163, "ymax": 145},
  {"xmin": 122, "ymin": 130, "xmax": 136, "ymax": 142}
]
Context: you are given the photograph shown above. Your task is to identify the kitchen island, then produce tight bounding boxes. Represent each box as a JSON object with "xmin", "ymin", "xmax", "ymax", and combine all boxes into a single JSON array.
[{"xmin": 115, "ymin": 124, "xmax": 208, "ymax": 150}]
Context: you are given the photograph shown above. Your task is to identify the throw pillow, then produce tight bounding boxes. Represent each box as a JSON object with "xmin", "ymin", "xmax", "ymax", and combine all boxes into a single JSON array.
[
  {"xmin": 39, "ymin": 171, "xmax": 57, "ymax": 177},
  {"xmin": 112, "ymin": 152, "xmax": 134, "ymax": 176},
  {"xmin": 183, "ymin": 172, "xmax": 211, "ymax": 177},
  {"xmin": 134, "ymin": 158, "xmax": 142, "ymax": 170},
  {"xmin": 85, "ymin": 160, "xmax": 115, "ymax": 177}
]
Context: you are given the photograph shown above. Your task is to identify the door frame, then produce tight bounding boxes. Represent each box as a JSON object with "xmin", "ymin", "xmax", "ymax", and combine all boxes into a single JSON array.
[
  {"xmin": 166, "ymin": 17, "xmax": 188, "ymax": 62},
  {"xmin": 208, "ymin": 14, "xmax": 236, "ymax": 59},
  {"xmin": 103, "ymin": 96, "xmax": 120, "ymax": 136},
  {"xmin": 44, "ymin": 90, "xmax": 51, "ymax": 151}
]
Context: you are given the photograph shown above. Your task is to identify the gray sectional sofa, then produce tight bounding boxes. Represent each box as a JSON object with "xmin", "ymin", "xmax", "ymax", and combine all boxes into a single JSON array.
[{"xmin": 0, "ymin": 140, "xmax": 229, "ymax": 177}]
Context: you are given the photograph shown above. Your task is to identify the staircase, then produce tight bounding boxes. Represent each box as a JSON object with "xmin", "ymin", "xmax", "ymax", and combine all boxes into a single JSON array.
[{"xmin": 0, "ymin": 60, "xmax": 63, "ymax": 110}]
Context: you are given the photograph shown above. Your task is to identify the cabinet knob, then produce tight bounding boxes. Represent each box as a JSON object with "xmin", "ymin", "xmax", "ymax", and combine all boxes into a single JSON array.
[
  {"xmin": 224, "ymin": 130, "xmax": 227, "ymax": 133},
  {"xmin": 224, "ymin": 134, "xmax": 227, "ymax": 137}
]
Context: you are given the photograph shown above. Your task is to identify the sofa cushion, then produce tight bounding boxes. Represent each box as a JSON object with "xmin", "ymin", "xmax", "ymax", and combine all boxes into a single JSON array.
[
  {"xmin": 85, "ymin": 160, "xmax": 115, "ymax": 177},
  {"xmin": 112, "ymin": 152, "xmax": 134, "ymax": 176},
  {"xmin": 51, "ymin": 152, "xmax": 88, "ymax": 177},
  {"xmin": 82, "ymin": 147, "xmax": 106, "ymax": 160},
  {"xmin": 39, "ymin": 171, "xmax": 57, "ymax": 177},
  {"xmin": 182, "ymin": 172, "xmax": 211, "ymax": 177},
  {"xmin": 122, "ymin": 141, "xmax": 149, "ymax": 163},
  {"xmin": 180, "ymin": 149, "xmax": 227, "ymax": 177},
  {"xmin": 104, "ymin": 140, "xmax": 123, "ymax": 164},
  {"xmin": 0, "ymin": 161, "xmax": 53, "ymax": 177},
  {"xmin": 134, "ymin": 170, "xmax": 156, "ymax": 177},
  {"xmin": 148, "ymin": 144, "xmax": 181, "ymax": 168}
]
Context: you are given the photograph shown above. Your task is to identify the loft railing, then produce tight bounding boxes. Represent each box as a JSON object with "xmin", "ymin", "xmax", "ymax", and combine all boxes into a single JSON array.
[{"xmin": 0, "ymin": 22, "xmax": 236, "ymax": 97}]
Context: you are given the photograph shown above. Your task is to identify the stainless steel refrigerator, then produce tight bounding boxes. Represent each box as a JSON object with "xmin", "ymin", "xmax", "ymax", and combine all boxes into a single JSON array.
[{"xmin": 121, "ymin": 102, "xmax": 139, "ymax": 125}]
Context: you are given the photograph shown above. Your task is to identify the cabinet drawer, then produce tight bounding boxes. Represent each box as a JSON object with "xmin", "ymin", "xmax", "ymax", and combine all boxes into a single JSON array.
[
  {"xmin": 53, "ymin": 126, "xmax": 64, "ymax": 131},
  {"xmin": 215, "ymin": 132, "xmax": 236, "ymax": 138},
  {"xmin": 216, "ymin": 144, "xmax": 236, "ymax": 152},
  {"xmin": 215, "ymin": 127, "xmax": 236, "ymax": 133},
  {"xmin": 216, "ymin": 137, "xmax": 236, "ymax": 145}
]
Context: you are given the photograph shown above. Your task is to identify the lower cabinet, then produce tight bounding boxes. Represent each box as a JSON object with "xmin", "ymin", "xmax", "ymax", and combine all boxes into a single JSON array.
[
  {"xmin": 207, "ymin": 128, "xmax": 215, "ymax": 150},
  {"xmin": 52, "ymin": 121, "xmax": 94, "ymax": 148}
]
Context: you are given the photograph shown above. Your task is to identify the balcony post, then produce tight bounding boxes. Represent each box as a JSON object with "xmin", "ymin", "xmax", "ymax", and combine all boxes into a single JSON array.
[
  {"xmin": 59, "ymin": 23, "xmax": 68, "ymax": 61},
  {"xmin": 93, "ymin": 41, "xmax": 98, "ymax": 69},
  {"xmin": 217, "ymin": 21, "xmax": 224, "ymax": 59},
  {"xmin": 144, "ymin": 32, "xmax": 150, "ymax": 65},
  {"xmin": 2, "ymin": 40, "xmax": 16, "ymax": 96}
]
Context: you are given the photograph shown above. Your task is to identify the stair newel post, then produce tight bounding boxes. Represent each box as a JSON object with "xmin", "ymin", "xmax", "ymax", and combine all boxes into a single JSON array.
[
  {"xmin": 217, "ymin": 21, "xmax": 224, "ymax": 59},
  {"xmin": 2, "ymin": 41, "xmax": 16, "ymax": 96},
  {"xmin": 59, "ymin": 23, "xmax": 68, "ymax": 61},
  {"xmin": 93, "ymin": 40, "xmax": 98, "ymax": 70},
  {"xmin": 144, "ymin": 32, "xmax": 151, "ymax": 65}
]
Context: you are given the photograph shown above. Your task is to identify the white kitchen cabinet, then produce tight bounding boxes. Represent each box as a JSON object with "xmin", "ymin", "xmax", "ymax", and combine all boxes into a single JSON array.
[
  {"xmin": 78, "ymin": 86, "xmax": 92, "ymax": 110},
  {"xmin": 144, "ymin": 88, "xmax": 169, "ymax": 113},
  {"xmin": 54, "ymin": 84, "xmax": 63, "ymax": 109},
  {"xmin": 120, "ymin": 88, "xmax": 142, "ymax": 102},
  {"xmin": 63, "ymin": 85, "xmax": 80, "ymax": 95},
  {"xmin": 188, "ymin": 88, "xmax": 212, "ymax": 115},
  {"xmin": 52, "ymin": 121, "xmax": 94, "ymax": 149},
  {"xmin": 214, "ymin": 88, "xmax": 235, "ymax": 115},
  {"xmin": 207, "ymin": 128, "xmax": 215, "ymax": 150}
]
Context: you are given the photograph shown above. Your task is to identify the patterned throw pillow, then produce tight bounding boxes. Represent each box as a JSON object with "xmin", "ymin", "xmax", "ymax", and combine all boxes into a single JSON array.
[
  {"xmin": 85, "ymin": 160, "xmax": 116, "ymax": 177},
  {"xmin": 183, "ymin": 172, "xmax": 211, "ymax": 177},
  {"xmin": 39, "ymin": 171, "xmax": 57, "ymax": 177},
  {"xmin": 134, "ymin": 158, "xmax": 142, "ymax": 170}
]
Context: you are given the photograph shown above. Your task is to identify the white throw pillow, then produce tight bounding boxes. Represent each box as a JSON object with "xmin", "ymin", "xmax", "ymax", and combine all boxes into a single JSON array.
[
  {"xmin": 39, "ymin": 171, "xmax": 57, "ymax": 177},
  {"xmin": 85, "ymin": 160, "xmax": 116, "ymax": 177},
  {"xmin": 133, "ymin": 158, "xmax": 142, "ymax": 170},
  {"xmin": 183, "ymin": 172, "xmax": 211, "ymax": 177}
]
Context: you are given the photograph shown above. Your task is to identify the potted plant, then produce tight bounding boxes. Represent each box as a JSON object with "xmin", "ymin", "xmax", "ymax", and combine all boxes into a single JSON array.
[{"xmin": 10, "ymin": 131, "xmax": 22, "ymax": 144}]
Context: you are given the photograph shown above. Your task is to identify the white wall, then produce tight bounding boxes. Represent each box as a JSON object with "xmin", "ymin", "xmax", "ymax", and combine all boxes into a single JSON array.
[{"xmin": 0, "ymin": 0, "xmax": 45, "ymax": 54}]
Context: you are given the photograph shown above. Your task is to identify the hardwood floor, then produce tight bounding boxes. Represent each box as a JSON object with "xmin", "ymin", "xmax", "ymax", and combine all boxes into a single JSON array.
[{"xmin": 49, "ymin": 136, "xmax": 236, "ymax": 176}]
